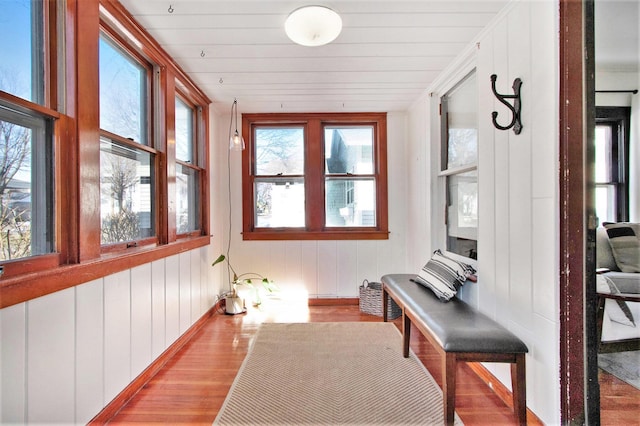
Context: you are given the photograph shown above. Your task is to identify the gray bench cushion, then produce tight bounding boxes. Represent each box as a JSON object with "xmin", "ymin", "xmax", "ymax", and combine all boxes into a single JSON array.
[{"xmin": 382, "ymin": 274, "xmax": 528, "ymax": 354}]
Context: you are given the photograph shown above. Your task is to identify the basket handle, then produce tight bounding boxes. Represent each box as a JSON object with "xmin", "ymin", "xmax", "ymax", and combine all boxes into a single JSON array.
[{"xmin": 362, "ymin": 279, "xmax": 370, "ymax": 288}]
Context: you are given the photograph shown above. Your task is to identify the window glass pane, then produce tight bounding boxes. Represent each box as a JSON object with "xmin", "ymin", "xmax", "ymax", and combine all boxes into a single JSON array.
[
  {"xmin": 0, "ymin": 112, "xmax": 54, "ymax": 260},
  {"xmin": 325, "ymin": 179, "xmax": 375, "ymax": 227},
  {"xmin": 446, "ymin": 171, "xmax": 477, "ymax": 259},
  {"xmin": 443, "ymin": 72, "xmax": 477, "ymax": 169},
  {"xmin": 255, "ymin": 179, "xmax": 305, "ymax": 227},
  {"xmin": 255, "ymin": 127, "xmax": 304, "ymax": 175},
  {"xmin": 99, "ymin": 35, "xmax": 147, "ymax": 144},
  {"xmin": 176, "ymin": 164, "xmax": 198, "ymax": 234},
  {"xmin": 595, "ymin": 125, "xmax": 612, "ymax": 183},
  {"xmin": 324, "ymin": 127, "xmax": 373, "ymax": 174},
  {"xmin": 0, "ymin": 0, "xmax": 44, "ymax": 104},
  {"xmin": 595, "ymin": 184, "xmax": 616, "ymax": 225},
  {"xmin": 175, "ymin": 97, "xmax": 193, "ymax": 163},
  {"xmin": 100, "ymin": 138, "xmax": 154, "ymax": 244}
]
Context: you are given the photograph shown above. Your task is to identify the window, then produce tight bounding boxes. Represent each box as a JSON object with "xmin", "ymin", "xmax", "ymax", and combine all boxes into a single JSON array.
[
  {"xmin": 175, "ymin": 94, "xmax": 202, "ymax": 235},
  {"xmin": 440, "ymin": 71, "xmax": 478, "ymax": 260},
  {"xmin": 595, "ymin": 107, "xmax": 630, "ymax": 224},
  {"xmin": 243, "ymin": 113, "xmax": 388, "ymax": 240},
  {"xmin": 0, "ymin": 0, "xmax": 211, "ymax": 307},
  {"xmin": 0, "ymin": 0, "xmax": 45, "ymax": 104},
  {"xmin": 0, "ymin": 104, "xmax": 55, "ymax": 261},
  {"xmin": 99, "ymin": 31, "xmax": 156, "ymax": 247}
]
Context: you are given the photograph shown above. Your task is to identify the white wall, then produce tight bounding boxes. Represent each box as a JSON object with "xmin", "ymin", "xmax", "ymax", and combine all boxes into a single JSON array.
[
  {"xmin": 0, "ymin": 247, "xmax": 216, "ymax": 424},
  {"xmin": 407, "ymin": 1, "xmax": 560, "ymax": 424},
  {"xmin": 215, "ymin": 111, "xmax": 411, "ymax": 298}
]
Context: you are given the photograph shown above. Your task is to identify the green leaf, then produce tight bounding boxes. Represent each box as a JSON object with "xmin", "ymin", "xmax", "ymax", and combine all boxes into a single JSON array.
[{"xmin": 211, "ymin": 254, "xmax": 226, "ymax": 267}]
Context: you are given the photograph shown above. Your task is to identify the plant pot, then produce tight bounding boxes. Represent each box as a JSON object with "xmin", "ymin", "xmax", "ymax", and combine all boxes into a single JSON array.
[{"xmin": 225, "ymin": 296, "xmax": 245, "ymax": 315}]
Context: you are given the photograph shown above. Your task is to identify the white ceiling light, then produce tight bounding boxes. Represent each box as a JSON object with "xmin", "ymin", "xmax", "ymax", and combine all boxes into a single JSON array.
[{"xmin": 285, "ymin": 5, "xmax": 342, "ymax": 47}]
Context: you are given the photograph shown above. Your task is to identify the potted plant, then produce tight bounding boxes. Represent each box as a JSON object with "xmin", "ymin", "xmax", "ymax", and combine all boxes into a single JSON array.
[{"xmin": 212, "ymin": 254, "xmax": 277, "ymax": 314}]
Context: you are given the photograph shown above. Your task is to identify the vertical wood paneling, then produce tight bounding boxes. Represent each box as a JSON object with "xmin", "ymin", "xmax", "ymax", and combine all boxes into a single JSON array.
[
  {"xmin": 131, "ymin": 264, "xmax": 152, "ymax": 378},
  {"xmin": 104, "ymin": 271, "xmax": 131, "ymax": 404},
  {"xmin": 0, "ymin": 303, "xmax": 26, "ymax": 424},
  {"xmin": 0, "ymin": 246, "xmax": 213, "ymax": 424},
  {"xmin": 506, "ymin": 1, "xmax": 534, "ymax": 329},
  {"xmin": 151, "ymin": 259, "xmax": 166, "ymax": 358},
  {"xmin": 530, "ymin": 1, "xmax": 557, "ymax": 201},
  {"xmin": 165, "ymin": 255, "xmax": 180, "ymax": 345},
  {"xmin": 317, "ymin": 241, "xmax": 338, "ymax": 296},
  {"xmin": 179, "ymin": 252, "xmax": 191, "ymax": 333},
  {"xmin": 284, "ymin": 241, "xmax": 303, "ymax": 291},
  {"xmin": 301, "ymin": 241, "xmax": 318, "ymax": 296},
  {"xmin": 75, "ymin": 279, "xmax": 105, "ymax": 424},
  {"xmin": 356, "ymin": 241, "xmax": 379, "ymax": 286},
  {"xmin": 190, "ymin": 250, "xmax": 202, "ymax": 321},
  {"xmin": 476, "ymin": 32, "xmax": 496, "ymax": 313},
  {"xmin": 491, "ymin": 19, "xmax": 511, "ymax": 322},
  {"xmin": 336, "ymin": 241, "xmax": 358, "ymax": 297},
  {"xmin": 27, "ymin": 287, "xmax": 75, "ymax": 423}
]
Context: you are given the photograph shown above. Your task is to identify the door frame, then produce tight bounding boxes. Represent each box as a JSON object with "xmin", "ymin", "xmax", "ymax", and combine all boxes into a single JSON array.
[{"xmin": 559, "ymin": 0, "xmax": 598, "ymax": 424}]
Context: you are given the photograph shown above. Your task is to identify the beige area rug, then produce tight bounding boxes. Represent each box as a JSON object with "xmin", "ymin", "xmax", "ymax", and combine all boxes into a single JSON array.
[{"xmin": 214, "ymin": 322, "xmax": 463, "ymax": 425}]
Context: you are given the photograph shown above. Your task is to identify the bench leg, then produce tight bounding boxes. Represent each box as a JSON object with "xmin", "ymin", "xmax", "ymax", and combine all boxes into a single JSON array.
[
  {"xmin": 382, "ymin": 287, "xmax": 389, "ymax": 322},
  {"xmin": 402, "ymin": 313, "xmax": 411, "ymax": 358},
  {"xmin": 443, "ymin": 353, "xmax": 457, "ymax": 426},
  {"xmin": 511, "ymin": 354, "xmax": 527, "ymax": 425}
]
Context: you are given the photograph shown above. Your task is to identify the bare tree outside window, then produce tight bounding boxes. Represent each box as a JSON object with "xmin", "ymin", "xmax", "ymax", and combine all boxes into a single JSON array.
[{"xmin": 0, "ymin": 118, "xmax": 32, "ymax": 260}]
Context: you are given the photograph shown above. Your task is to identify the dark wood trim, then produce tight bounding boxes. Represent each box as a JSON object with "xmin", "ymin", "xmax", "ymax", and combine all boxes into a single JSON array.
[
  {"xmin": 76, "ymin": 0, "xmax": 102, "ymax": 262},
  {"xmin": 241, "ymin": 112, "xmax": 389, "ymax": 240},
  {"xmin": 559, "ymin": 0, "xmax": 595, "ymax": 424},
  {"xmin": 88, "ymin": 301, "xmax": 221, "ymax": 425},
  {"xmin": 0, "ymin": 235, "xmax": 210, "ymax": 309},
  {"xmin": 307, "ymin": 297, "xmax": 359, "ymax": 306}
]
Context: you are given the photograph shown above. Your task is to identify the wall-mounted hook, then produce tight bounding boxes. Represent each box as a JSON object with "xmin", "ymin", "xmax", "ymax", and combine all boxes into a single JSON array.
[
  {"xmin": 490, "ymin": 74, "xmax": 522, "ymax": 135},
  {"xmin": 168, "ymin": 4, "xmax": 174, "ymax": 13}
]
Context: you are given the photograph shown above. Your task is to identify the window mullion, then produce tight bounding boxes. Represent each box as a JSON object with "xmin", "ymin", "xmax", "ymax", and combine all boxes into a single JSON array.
[
  {"xmin": 161, "ymin": 68, "xmax": 175, "ymax": 243},
  {"xmin": 306, "ymin": 118, "xmax": 323, "ymax": 231}
]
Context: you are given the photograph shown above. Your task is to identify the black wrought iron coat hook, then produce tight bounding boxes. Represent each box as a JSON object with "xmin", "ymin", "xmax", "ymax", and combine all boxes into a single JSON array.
[{"xmin": 490, "ymin": 74, "xmax": 522, "ymax": 135}]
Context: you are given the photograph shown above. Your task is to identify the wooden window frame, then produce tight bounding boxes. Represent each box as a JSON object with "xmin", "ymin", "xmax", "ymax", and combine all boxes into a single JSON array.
[
  {"xmin": 438, "ymin": 70, "xmax": 478, "ymax": 261},
  {"xmin": 242, "ymin": 112, "xmax": 388, "ymax": 241},
  {"xmin": 0, "ymin": 0, "xmax": 211, "ymax": 309},
  {"xmin": 175, "ymin": 89, "xmax": 206, "ymax": 238}
]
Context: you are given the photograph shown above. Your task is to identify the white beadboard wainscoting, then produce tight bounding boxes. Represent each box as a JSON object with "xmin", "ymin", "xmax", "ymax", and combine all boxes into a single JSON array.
[{"xmin": 0, "ymin": 246, "xmax": 214, "ymax": 424}]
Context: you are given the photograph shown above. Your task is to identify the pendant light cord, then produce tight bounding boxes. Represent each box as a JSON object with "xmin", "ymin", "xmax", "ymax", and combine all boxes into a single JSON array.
[{"xmin": 225, "ymin": 99, "xmax": 239, "ymax": 287}]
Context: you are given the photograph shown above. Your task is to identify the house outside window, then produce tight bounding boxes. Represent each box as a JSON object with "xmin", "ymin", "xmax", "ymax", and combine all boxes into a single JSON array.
[
  {"xmin": 440, "ymin": 70, "xmax": 478, "ymax": 260},
  {"xmin": 242, "ymin": 113, "xmax": 388, "ymax": 240}
]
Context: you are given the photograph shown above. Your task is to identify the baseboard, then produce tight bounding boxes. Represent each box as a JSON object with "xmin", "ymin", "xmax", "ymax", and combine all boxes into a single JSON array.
[
  {"xmin": 88, "ymin": 299, "xmax": 223, "ymax": 424},
  {"xmin": 308, "ymin": 297, "xmax": 359, "ymax": 306},
  {"xmin": 467, "ymin": 362, "xmax": 544, "ymax": 425}
]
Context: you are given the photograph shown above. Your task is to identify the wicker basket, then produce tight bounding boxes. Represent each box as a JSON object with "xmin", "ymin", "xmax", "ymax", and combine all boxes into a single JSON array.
[{"xmin": 359, "ymin": 280, "xmax": 402, "ymax": 319}]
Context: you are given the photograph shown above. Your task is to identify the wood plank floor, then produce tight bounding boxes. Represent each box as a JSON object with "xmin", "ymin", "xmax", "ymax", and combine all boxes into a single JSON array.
[{"xmin": 105, "ymin": 300, "xmax": 638, "ymax": 425}]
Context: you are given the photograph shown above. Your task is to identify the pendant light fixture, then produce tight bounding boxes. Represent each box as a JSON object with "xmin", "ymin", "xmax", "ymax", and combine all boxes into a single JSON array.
[
  {"xmin": 285, "ymin": 5, "xmax": 342, "ymax": 47},
  {"xmin": 229, "ymin": 98, "xmax": 245, "ymax": 151}
]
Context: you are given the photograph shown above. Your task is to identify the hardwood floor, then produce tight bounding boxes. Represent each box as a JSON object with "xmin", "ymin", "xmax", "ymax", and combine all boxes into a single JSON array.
[{"xmin": 104, "ymin": 299, "xmax": 638, "ymax": 425}]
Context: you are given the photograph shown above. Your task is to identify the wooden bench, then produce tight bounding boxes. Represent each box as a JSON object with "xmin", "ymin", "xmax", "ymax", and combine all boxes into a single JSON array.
[{"xmin": 381, "ymin": 274, "xmax": 528, "ymax": 425}]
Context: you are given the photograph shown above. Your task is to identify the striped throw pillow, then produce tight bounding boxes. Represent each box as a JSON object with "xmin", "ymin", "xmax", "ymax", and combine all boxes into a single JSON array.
[
  {"xmin": 604, "ymin": 223, "xmax": 640, "ymax": 273},
  {"xmin": 414, "ymin": 250, "xmax": 476, "ymax": 302}
]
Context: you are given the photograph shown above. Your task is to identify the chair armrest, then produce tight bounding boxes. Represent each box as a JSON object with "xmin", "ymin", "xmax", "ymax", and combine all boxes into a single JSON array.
[{"xmin": 597, "ymin": 292, "xmax": 640, "ymax": 303}]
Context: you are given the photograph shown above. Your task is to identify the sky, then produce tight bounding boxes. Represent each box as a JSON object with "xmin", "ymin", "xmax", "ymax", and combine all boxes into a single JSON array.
[{"xmin": 0, "ymin": 0, "xmax": 33, "ymax": 101}]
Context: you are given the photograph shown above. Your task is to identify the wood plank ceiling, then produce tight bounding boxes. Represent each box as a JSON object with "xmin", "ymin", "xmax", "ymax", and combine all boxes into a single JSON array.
[{"xmin": 118, "ymin": 0, "xmax": 510, "ymax": 113}]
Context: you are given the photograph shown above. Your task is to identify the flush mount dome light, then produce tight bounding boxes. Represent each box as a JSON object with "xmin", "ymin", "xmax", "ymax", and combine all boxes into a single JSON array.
[{"xmin": 285, "ymin": 5, "xmax": 342, "ymax": 47}]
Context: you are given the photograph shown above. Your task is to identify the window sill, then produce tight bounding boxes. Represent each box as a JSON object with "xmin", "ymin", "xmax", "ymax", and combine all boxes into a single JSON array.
[
  {"xmin": 0, "ymin": 235, "xmax": 211, "ymax": 309},
  {"xmin": 242, "ymin": 229, "xmax": 390, "ymax": 241}
]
